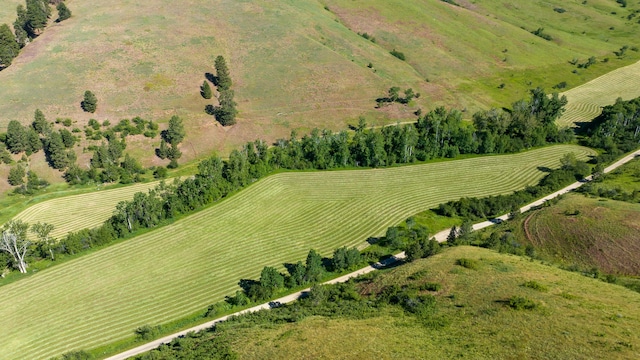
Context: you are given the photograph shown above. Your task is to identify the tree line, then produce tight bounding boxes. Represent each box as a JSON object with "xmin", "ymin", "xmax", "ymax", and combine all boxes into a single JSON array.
[
  {"xmin": 0, "ymin": 88, "xmax": 574, "ymax": 273},
  {"xmin": 0, "ymin": 0, "xmax": 71, "ymax": 69}
]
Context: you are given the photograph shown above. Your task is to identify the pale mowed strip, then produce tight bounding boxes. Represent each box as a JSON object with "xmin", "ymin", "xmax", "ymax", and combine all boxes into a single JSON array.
[
  {"xmin": 12, "ymin": 181, "xmax": 162, "ymax": 240},
  {"xmin": 557, "ymin": 60, "xmax": 640, "ymax": 128},
  {"xmin": 0, "ymin": 145, "xmax": 594, "ymax": 360}
]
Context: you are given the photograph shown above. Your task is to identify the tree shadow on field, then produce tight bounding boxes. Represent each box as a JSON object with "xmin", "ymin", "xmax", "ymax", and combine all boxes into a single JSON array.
[
  {"xmin": 205, "ymin": 72, "xmax": 218, "ymax": 86},
  {"xmin": 537, "ymin": 166, "xmax": 553, "ymax": 173},
  {"xmin": 366, "ymin": 236, "xmax": 381, "ymax": 245}
]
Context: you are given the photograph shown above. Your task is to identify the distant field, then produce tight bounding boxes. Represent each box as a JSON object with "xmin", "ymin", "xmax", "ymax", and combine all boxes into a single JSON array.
[
  {"xmin": 231, "ymin": 246, "xmax": 640, "ymax": 359},
  {"xmin": 0, "ymin": 145, "xmax": 595, "ymax": 360},
  {"xmin": 557, "ymin": 60, "xmax": 640, "ymax": 127},
  {"xmin": 12, "ymin": 180, "xmax": 162, "ymax": 240}
]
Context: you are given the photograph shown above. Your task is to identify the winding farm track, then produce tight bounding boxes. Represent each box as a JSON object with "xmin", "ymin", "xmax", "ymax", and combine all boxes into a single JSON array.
[
  {"xmin": 557, "ymin": 60, "xmax": 640, "ymax": 128},
  {"xmin": 107, "ymin": 148, "xmax": 640, "ymax": 360},
  {"xmin": 0, "ymin": 145, "xmax": 594, "ymax": 360}
]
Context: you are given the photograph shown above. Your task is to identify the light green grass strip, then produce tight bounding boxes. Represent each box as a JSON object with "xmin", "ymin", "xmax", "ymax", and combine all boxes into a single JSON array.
[
  {"xmin": 12, "ymin": 181, "xmax": 162, "ymax": 240},
  {"xmin": 558, "ymin": 60, "xmax": 640, "ymax": 128},
  {"xmin": 0, "ymin": 145, "xmax": 594, "ymax": 360}
]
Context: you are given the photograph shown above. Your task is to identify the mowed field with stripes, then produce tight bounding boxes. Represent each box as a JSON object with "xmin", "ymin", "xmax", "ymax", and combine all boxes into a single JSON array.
[
  {"xmin": 0, "ymin": 145, "xmax": 595, "ymax": 360},
  {"xmin": 13, "ymin": 181, "xmax": 162, "ymax": 240},
  {"xmin": 557, "ymin": 60, "xmax": 640, "ymax": 128}
]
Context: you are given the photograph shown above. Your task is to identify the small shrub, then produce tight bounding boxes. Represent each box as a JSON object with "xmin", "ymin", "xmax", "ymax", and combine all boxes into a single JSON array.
[
  {"xmin": 554, "ymin": 7, "xmax": 566, "ymax": 13},
  {"xmin": 420, "ymin": 282, "xmax": 442, "ymax": 292},
  {"xmin": 390, "ymin": 49, "xmax": 406, "ymax": 61},
  {"xmin": 553, "ymin": 81, "xmax": 567, "ymax": 89},
  {"xmin": 408, "ymin": 270, "xmax": 429, "ymax": 281},
  {"xmin": 507, "ymin": 296, "xmax": 538, "ymax": 310},
  {"xmin": 153, "ymin": 166, "xmax": 168, "ymax": 179},
  {"xmin": 134, "ymin": 324, "xmax": 160, "ymax": 340},
  {"xmin": 521, "ymin": 280, "xmax": 548, "ymax": 292},
  {"xmin": 455, "ymin": 258, "xmax": 478, "ymax": 270}
]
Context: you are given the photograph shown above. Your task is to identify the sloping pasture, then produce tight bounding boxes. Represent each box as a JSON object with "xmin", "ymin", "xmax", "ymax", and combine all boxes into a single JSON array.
[{"xmin": 0, "ymin": 145, "xmax": 594, "ymax": 359}]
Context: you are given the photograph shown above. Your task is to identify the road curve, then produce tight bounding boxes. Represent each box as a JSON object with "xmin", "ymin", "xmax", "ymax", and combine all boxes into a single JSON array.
[{"xmin": 104, "ymin": 149, "xmax": 640, "ymax": 360}]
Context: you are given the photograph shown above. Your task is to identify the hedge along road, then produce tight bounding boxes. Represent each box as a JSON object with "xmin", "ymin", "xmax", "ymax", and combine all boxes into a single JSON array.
[
  {"xmin": 107, "ymin": 148, "xmax": 640, "ymax": 360},
  {"xmin": 0, "ymin": 145, "xmax": 595, "ymax": 360}
]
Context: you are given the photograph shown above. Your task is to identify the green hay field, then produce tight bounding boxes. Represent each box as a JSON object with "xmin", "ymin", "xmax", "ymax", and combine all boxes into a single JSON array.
[
  {"xmin": 231, "ymin": 246, "xmax": 640, "ymax": 359},
  {"xmin": 12, "ymin": 180, "xmax": 162, "ymax": 240},
  {"xmin": 557, "ymin": 60, "xmax": 640, "ymax": 127},
  {"xmin": 0, "ymin": 145, "xmax": 594, "ymax": 359}
]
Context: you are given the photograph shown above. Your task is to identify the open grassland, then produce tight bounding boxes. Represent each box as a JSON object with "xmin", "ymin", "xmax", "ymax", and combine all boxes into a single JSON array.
[
  {"xmin": 324, "ymin": 0, "xmax": 640, "ymax": 110},
  {"xmin": 0, "ymin": 145, "xmax": 595, "ymax": 359},
  {"xmin": 0, "ymin": 1, "xmax": 638, "ymax": 160},
  {"xmin": 558, "ymin": 60, "xmax": 640, "ymax": 127},
  {"xmin": 12, "ymin": 180, "xmax": 163, "ymax": 240},
  {"xmin": 522, "ymin": 193, "xmax": 640, "ymax": 276},
  {"xmin": 231, "ymin": 246, "xmax": 640, "ymax": 359},
  {"xmin": 0, "ymin": 0, "xmax": 23, "ymax": 25}
]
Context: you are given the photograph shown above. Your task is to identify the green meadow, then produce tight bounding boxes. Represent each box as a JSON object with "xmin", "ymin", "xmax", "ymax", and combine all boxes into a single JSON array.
[{"xmin": 0, "ymin": 145, "xmax": 593, "ymax": 359}]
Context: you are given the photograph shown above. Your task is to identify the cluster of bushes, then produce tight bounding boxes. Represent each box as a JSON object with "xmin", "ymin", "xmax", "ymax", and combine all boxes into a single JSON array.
[
  {"xmin": 530, "ymin": 27, "xmax": 552, "ymax": 41},
  {"xmin": 376, "ymin": 86, "xmax": 419, "ymax": 107},
  {"xmin": 155, "ymin": 115, "xmax": 184, "ymax": 168},
  {"xmin": 204, "ymin": 55, "xmax": 237, "ymax": 126},
  {"xmin": 0, "ymin": 0, "xmax": 71, "ymax": 69}
]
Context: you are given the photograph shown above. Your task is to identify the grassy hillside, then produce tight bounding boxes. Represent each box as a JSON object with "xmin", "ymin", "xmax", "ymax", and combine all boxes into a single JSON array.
[
  {"xmin": 146, "ymin": 246, "xmax": 640, "ymax": 359},
  {"xmin": 523, "ymin": 194, "xmax": 640, "ymax": 276},
  {"xmin": 324, "ymin": 0, "xmax": 640, "ymax": 109},
  {"xmin": 0, "ymin": 0, "xmax": 638, "ymax": 159},
  {"xmin": 558, "ymin": 60, "xmax": 640, "ymax": 127},
  {"xmin": 0, "ymin": 145, "xmax": 594, "ymax": 360},
  {"xmin": 0, "ymin": 0, "xmax": 23, "ymax": 26}
]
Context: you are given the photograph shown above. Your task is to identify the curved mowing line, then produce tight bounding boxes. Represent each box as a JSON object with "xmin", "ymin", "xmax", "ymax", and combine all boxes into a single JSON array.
[
  {"xmin": 0, "ymin": 145, "xmax": 595, "ymax": 360},
  {"xmin": 557, "ymin": 60, "xmax": 640, "ymax": 128},
  {"xmin": 12, "ymin": 181, "xmax": 163, "ymax": 240}
]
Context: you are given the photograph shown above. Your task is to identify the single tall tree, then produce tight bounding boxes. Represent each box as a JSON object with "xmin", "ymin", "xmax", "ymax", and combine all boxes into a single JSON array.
[
  {"xmin": 200, "ymin": 80, "xmax": 212, "ymax": 99},
  {"xmin": 26, "ymin": 0, "xmax": 49, "ymax": 37},
  {"xmin": 162, "ymin": 115, "xmax": 185, "ymax": 146},
  {"xmin": 32, "ymin": 108, "xmax": 50, "ymax": 134},
  {"xmin": 0, "ymin": 24, "xmax": 20, "ymax": 68},
  {"xmin": 31, "ymin": 222, "xmax": 55, "ymax": 260},
  {"xmin": 56, "ymin": 2, "xmax": 71, "ymax": 22},
  {"xmin": 0, "ymin": 220, "xmax": 31, "ymax": 273},
  {"xmin": 6, "ymin": 120, "xmax": 28, "ymax": 153},
  {"xmin": 81, "ymin": 90, "xmax": 97, "ymax": 113},
  {"xmin": 14, "ymin": 5, "xmax": 29, "ymax": 47},
  {"xmin": 214, "ymin": 55, "xmax": 232, "ymax": 90}
]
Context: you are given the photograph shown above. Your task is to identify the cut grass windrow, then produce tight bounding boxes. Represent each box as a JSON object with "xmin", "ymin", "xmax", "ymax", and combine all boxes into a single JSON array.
[
  {"xmin": 557, "ymin": 60, "xmax": 640, "ymax": 128},
  {"xmin": 12, "ymin": 180, "xmax": 163, "ymax": 240},
  {"xmin": 0, "ymin": 145, "xmax": 594, "ymax": 360}
]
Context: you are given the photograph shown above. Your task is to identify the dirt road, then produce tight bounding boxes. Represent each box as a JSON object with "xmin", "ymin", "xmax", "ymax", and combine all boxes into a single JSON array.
[{"xmin": 104, "ymin": 149, "xmax": 640, "ymax": 360}]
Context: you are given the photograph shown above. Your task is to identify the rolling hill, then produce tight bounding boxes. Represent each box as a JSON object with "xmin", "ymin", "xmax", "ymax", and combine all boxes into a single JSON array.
[
  {"xmin": 139, "ymin": 246, "xmax": 640, "ymax": 360},
  {"xmin": 0, "ymin": 145, "xmax": 594, "ymax": 360},
  {"xmin": 0, "ymin": 0, "xmax": 638, "ymax": 162}
]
